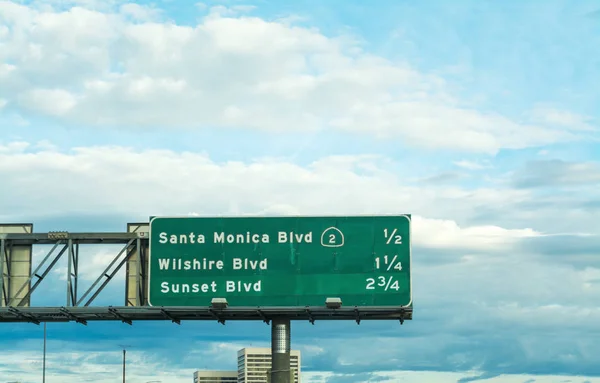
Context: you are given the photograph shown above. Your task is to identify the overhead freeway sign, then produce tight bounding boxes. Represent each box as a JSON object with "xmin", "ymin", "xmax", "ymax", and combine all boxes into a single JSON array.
[{"xmin": 148, "ymin": 215, "xmax": 411, "ymax": 308}]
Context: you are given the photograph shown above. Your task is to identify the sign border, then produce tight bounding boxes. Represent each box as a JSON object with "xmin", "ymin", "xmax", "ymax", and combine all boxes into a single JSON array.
[{"xmin": 147, "ymin": 214, "xmax": 412, "ymax": 309}]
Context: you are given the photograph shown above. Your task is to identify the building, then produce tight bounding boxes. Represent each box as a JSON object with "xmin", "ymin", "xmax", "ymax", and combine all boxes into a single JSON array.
[
  {"xmin": 194, "ymin": 370, "xmax": 238, "ymax": 383},
  {"xmin": 237, "ymin": 347, "xmax": 301, "ymax": 383}
]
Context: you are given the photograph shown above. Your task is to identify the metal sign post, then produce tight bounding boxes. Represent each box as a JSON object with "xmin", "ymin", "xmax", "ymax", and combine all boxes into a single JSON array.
[
  {"xmin": 271, "ymin": 318, "xmax": 291, "ymax": 383},
  {"xmin": 43, "ymin": 321, "xmax": 46, "ymax": 383},
  {"xmin": 122, "ymin": 349, "xmax": 126, "ymax": 383}
]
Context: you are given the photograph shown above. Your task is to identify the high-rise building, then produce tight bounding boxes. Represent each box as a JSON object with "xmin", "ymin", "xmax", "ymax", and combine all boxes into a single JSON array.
[
  {"xmin": 194, "ymin": 370, "xmax": 238, "ymax": 383},
  {"xmin": 237, "ymin": 347, "xmax": 301, "ymax": 383}
]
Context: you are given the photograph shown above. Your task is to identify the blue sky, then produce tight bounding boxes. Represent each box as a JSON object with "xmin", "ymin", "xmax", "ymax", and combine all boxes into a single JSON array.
[{"xmin": 1, "ymin": 0, "xmax": 599, "ymax": 382}]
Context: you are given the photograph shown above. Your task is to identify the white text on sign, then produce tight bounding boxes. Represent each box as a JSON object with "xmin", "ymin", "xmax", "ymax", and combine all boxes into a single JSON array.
[
  {"xmin": 157, "ymin": 231, "xmax": 315, "ymax": 244},
  {"xmin": 159, "ymin": 280, "xmax": 263, "ymax": 294}
]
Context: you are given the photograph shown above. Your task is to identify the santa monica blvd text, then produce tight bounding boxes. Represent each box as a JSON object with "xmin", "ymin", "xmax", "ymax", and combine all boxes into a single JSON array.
[{"xmin": 157, "ymin": 231, "xmax": 313, "ymax": 245}]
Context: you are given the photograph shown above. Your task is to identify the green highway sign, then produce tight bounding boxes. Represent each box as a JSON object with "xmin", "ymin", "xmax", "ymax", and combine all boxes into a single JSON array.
[{"xmin": 148, "ymin": 215, "xmax": 411, "ymax": 308}]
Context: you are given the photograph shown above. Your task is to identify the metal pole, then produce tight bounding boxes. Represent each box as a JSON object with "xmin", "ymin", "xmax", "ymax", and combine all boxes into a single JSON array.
[
  {"xmin": 271, "ymin": 318, "xmax": 291, "ymax": 383},
  {"xmin": 66, "ymin": 239, "xmax": 73, "ymax": 306},
  {"xmin": 122, "ymin": 349, "xmax": 126, "ymax": 383},
  {"xmin": 43, "ymin": 321, "xmax": 46, "ymax": 383},
  {"xmin": 0, "ymin": 239, "xmax": 5, "ymax": 306}
]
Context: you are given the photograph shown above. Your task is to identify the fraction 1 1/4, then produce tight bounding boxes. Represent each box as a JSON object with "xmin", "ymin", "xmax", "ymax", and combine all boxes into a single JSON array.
[{"xmin": 375, "ymin": 255, "xmax": 403, "ymax": 271}]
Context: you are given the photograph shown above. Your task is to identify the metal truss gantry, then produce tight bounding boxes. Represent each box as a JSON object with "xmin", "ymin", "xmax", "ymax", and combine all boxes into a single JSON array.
[{"xmin": 0, "ymin": 223, "xmax": 412, "ymax": 325}]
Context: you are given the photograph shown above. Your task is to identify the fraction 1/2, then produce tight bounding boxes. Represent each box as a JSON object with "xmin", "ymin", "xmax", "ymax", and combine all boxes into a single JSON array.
[
  {"xmin": 383, "ymin": 228, "xmax": 402, "ymax": 244},
  {"xmin": 375, "ymin": 254, "xmax": 403, "ymax": 271}
]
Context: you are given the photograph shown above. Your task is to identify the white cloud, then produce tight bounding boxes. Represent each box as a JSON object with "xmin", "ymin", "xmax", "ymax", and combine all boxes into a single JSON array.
[
  {"xmin": 0, "ymin": 140, "xmax": 29, "ymax": 153},
  {"xmin": 413, "ymin": 216, "xmax": 539, "ymax": 251},
  {"xmin": 208, "ymin": 4, "xmax": 257, "ymax": 17},
  {"xmin": 19, "ymin": 88, "xmax": 78, "ymax": 116},
  {"xmin": 0, "ymin": 142, "xmax": 540, "ymax": 243},
  {"xmin": 0, "ymin": 1, "xmax": 593, "ymax": 153},
  {"xmin": 4, "ymin": 141, "xmax": 597, "ymax": 259},
  {"xmin": 530, "ymin": 104, "xmax": 597, "ymax": 132},
  {"xmin": 512, "ymin": 159, "xmax": 600, "ymax": 188},
  {"xmin": 0, "ymin": 348, "xmax": 198, "ymax": 383},
  {"xmin": 453, "ymin": 159, "xmax": 490, "ymax": 170},
  {"xmin": 119, "ymin": 3, "xmax": 161, "ymax": 21},
  {"xmin": 417, "ymin": 254, "xmax": 600, "ymax": 313}
]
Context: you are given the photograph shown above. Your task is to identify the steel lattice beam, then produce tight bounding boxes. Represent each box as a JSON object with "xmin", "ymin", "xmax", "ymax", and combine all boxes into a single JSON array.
[
  {"xmin": 1, "ymin": 232, "xmax": 138, "ymax": 245},
  {"xmin": 0, "ymin": 230, "xmax": 146, "ymax": 311}
]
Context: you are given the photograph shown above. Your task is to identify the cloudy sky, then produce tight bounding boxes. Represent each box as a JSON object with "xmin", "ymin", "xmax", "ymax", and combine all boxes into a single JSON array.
[{"xmin": 1, "ymin": 0, "xmax": 600, "ymax": 382}]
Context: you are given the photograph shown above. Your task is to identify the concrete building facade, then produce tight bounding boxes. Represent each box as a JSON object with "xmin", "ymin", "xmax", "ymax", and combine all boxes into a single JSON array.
[
  {"xmin": 237, "ymin": 347, "xmax": 301, "ymax": 383},
  {"xmin": 194, "ymin": 370, "xmax": 238, "ymax": 383}
]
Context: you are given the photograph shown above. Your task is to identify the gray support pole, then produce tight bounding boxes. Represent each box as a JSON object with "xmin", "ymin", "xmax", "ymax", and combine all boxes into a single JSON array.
[
  {"xmin": 66, "ymin": 239, "xmax": 73, "ymax": 306},
  {"xmin": 122, "ymin": 349, "xmax": 126, "ymax": 383},
  {"xmin": 135, "ymin": 238, "xmax": 142, "ymax": 306},
  {"xmin": 0, "ymin": 239, "xmax": 5, "ymax": 306},
  {"xmin": 43, "ymin": 321, "xmax": 46, "ymax": 383},
  {"xmin": 74, "ymin": 243, "xmax": 79, "ymax": 304},
  {"xmin": 271, "ymin": 318, "xmax": 291, "ymax": 383}
]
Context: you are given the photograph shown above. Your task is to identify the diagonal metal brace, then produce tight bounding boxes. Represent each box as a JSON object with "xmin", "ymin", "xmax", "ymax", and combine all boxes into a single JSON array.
[
  {"xmin": 8, "ymin": 307, "xmax": 40, "ymax": 325},
  {"xmin": 76, "ymin": 239, "xmax": 135, "ymax": 306},
  {"xmin": 60, "ymin": 307, "xmax": 87, "ymax": 325},
  {"xmin": 306, "ymin": 308, "xmax": 315, "ymax": 325},
  {"xmin": 15, "ymin": 242, "xmax": 68, "ymax": 307},
  {"xmin": 109, "ymin": 307, "xmax": 132, "ymax": 325},
  {"xmin": 209, "ymin": 309, "xmax": 225, "ymax": 325},
  {"xmin": 161, "ymin": 309, "xmax": 180, "ymax": 325},
  {"xmin": 256, "ymin": 309, "xmax": 270, "ymax": 325}
]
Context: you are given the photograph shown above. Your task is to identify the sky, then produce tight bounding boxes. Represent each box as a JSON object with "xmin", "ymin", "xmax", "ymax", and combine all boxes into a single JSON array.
[{"xmin": 0, "ymin": 0, "xmax": 600, "ymax": 382}]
